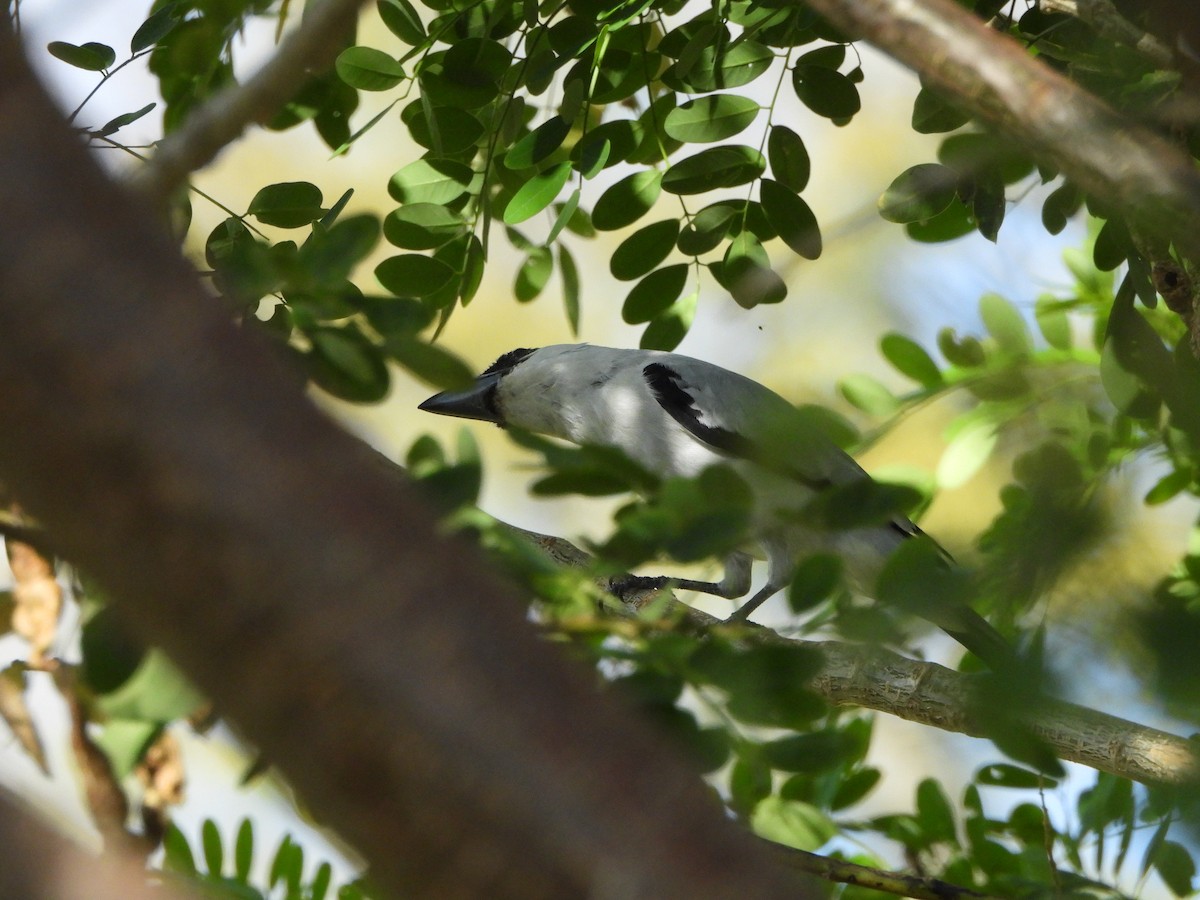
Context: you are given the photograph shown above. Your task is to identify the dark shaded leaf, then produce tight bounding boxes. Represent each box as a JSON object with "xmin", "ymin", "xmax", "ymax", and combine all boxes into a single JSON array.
[
  {"xmin": 593, "ymin": 170, "xmax": 662, "ymax": 231},
  {"xmin": 48, "ymin": 41, "xmax": 116, "ymax": 71},
  {"xmin": 248, "ymin": 182, "xmax": 324, "ymax": 228},
  {"xmin": 760, "ymin": 179, "xmax": 820, "ymax": 259},
  {"xmin": 879, "ymin": 164, "xmax": 958, "ymax": 224},
  {"xmin": 623, "ymin": 264, "xmax": 689, "ymax": 324},
  {"xmin": 611, "ymin": 220, "xmax": 680, "ymax": 281},
  {"xmin": 767, "ymin": 125, "xmax": 810, "ymax": 192},
  {"xmin": 662, "ymin": 145, "xmax": 765, "ymax": 195}
]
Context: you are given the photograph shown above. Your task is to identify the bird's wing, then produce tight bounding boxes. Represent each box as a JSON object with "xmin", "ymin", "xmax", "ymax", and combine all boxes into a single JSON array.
[
  {"xmin": 640, "ymin": 357, "xmax": 862, "ymax": 487},
  {"xmin": 641, "ymin": 357, "xmax": 924, "ymax": 540}
]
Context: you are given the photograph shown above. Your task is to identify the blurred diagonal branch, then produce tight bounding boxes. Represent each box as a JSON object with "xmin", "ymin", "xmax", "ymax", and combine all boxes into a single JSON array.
[{"xmin": 0, "ymin": 24, "xmax": 809, "ymax": 900}]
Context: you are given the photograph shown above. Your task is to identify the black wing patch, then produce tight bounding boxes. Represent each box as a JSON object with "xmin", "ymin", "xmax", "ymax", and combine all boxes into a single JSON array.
[
  {"xmin": 643, "ymin": 362, "xmax": 835, "ymax": 493},
  {"xmin": 642, "ymin": 363, "xmax": 755, "ymax": 457},
  {"xmin": 482, "ymin": 347, "xmax": 537, "ymax": 376}
]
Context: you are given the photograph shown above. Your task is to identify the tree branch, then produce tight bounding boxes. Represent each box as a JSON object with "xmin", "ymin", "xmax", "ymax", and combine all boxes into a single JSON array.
[
  {"xmin": 0, "ymin": 27, "xmax": 809, "ymax": 900},
  {"xmin": 506, "ymin": 528, "xmax": 1200, "ymax": 788},
  {"xmin": 128, "ymin": 0, "xmax": 366, "ymax": 202},
  {"xmin": 801, "ymin": 0, "xmax": 1200, "ymax": 264}
]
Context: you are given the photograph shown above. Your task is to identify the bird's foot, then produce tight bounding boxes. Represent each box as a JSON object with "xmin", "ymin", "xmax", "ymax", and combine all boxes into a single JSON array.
[{"xmin": 608, "ymin": 574, "xmax": 671, "ymax": 600}]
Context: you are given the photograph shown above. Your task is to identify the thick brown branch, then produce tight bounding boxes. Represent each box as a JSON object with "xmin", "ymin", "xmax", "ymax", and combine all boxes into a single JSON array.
[
  {"xmin": 128, "ymin": 0, "xmax": 366, "ymax": 201},
  {"xmin": 0, "ymin": 790, "xmax": 196, "ymax": 900},
  {"xmin": 0, "ymin": 27, "xmax": 808, "ymax": 900},
  {"xmin": 802, "ymin": 0, "xmax": 1200, "ymax": 263}
]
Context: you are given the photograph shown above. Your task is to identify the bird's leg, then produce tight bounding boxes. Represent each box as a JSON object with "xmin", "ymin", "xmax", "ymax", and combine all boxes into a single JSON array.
[
  {"xmin": 609, "ymin": 553, "xmax": 754, "ymax": 602},
  {"xmin": 725, "ymin": 570, "xmax": 791, "ymax": 622}
]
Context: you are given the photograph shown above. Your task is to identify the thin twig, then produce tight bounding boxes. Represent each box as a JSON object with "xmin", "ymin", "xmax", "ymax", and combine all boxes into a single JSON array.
[{"xmin": 128, "ymin": 0, "xmax": 368, "ymax": 202}]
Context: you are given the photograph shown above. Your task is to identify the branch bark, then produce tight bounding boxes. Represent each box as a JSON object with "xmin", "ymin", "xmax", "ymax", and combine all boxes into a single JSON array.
[
  {"xmin": 802, "ymin": 0, "xmax": 1200, "ymax": 263},
  {"xmin": 509, "ymin": 528, "xmax": 1200, "ymax": 788},
  {"xmin": 0, "ymin": 27, "xmax": 808, "ymax": 900},
  {"xmin": 128, "ymin": 0, "xmax": 367, "ymax": 201}
]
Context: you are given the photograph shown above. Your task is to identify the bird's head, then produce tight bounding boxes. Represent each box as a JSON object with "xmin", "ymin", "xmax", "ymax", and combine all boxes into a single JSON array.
[{"xmin": 418, "ymin": 345, "xmax": 604, "ymax": 437}]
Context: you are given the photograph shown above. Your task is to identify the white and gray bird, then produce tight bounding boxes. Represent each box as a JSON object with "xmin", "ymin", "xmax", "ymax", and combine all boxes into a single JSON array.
[{"xmin": 419, "ymin": 344, "xmax": 1013, "ymax": 669}]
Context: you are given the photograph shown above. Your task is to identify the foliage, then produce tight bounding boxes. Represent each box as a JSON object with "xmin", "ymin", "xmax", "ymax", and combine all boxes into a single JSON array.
[
  {"xmin": 21, "ymin": 0, "xmax": 1200, "ymax": 895},
  {"xmin": 161, "ymin": 817, "xmax": 377, "ymax": 899}
]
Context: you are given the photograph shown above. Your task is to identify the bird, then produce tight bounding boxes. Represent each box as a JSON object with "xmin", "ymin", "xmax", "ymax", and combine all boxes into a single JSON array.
[{"xmin": 419, "ymin": 343, "xmax": 1014, "ymax": 669}]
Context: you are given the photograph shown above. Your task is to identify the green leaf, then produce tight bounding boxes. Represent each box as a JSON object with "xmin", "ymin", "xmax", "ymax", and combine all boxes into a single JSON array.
[
  {"xmin": 234, "ymin": 819, "xmax": 253, "ymax": 882},
  {"xmin": 1034, "ymin": 298, "xmax": 1072, "ymax": 350},
  {"xmin": 751, "ymin": 798, "xmax": 836, "ymax": 851},
  {"xmin": 248, "ymin": 182, "xmax": 324, "ymax": 228},
  {"xmin": 98, "ymin": 102, "xmax": 156, "ymax": 137},
  {"xmin": 504, "ymin": 163, "xmax": 572, "ymax": 224},
  {"xmin": 671, "ymin": 39, "xmax": 773, "ymax": 92},
  {"xmin": 678, "ymin": 203, "xmax": 738, "ymax": 256},
  {"xmin": 515, "ymin": 248, "xmax": 553, "ymax": 302},
  {"xmin": 763, "ymin": 730, "xmax": 857, "ymax": 773},
  {"xmin": 556, "ymin": 245, "xmax": 580, "ymax": 335},
  {"xmin": 611, "ymin": 220, "xmax": 680, "ymax": 281},
  {"xmin": 912, "ymin": 86, "xmax": 970, "ymax": 133},
  {"xmin": 906, "ymin": 196, "xmax": 974, "ymax": 242},
  {"xmin": 48, "ymin": 41, "xmax": 116, "ymax": 71},
  {"xmin": 1094, "ymin": 215, "xmax": 1132, "ymax": 271},
  {"xmin": 546, "ymin": 190, "xmax": 581, "ymax": 244},
  {"xmin": 831, "ymin": 768, "xmax": 881, "ymax": 810},
  {"xmin": 336, "ymin": 47, "xmax": 406, "ymax": 91},
  {"xmin": 662, "ymin": 145, "xmax": 765, "ymax": 195},
  {"xmin": 1153, "ymin": 841, "xmax": 1196, "ymax": 896},
  {"xmin": 163, "ymin": 825, "xmax": 197, "ymax": 876},
  {"xmin": 92, "ymin": 719, "xmax": 158, "ymax": 779},
  {"xmin": 1041, "ymin": 182, "xmax": 1081, "ymax": 235},
  {"xmin": 418, "ymin": 39, "xmax": 511, "ymax": 108},
  {"xmin": 980, "ymin": 292, "xmax": 1031, "ymax": 355},
  {"xmin": 936, "ymin": 418, "xmax": 996, "ymax": 489},
  {"xmin": 307, "ymin": 326, "xmax": 390, "ymax": 403},
  {"xmin": 505, "ymin": 117, "xmax": 571, "ymax": 170},
  {"xmin": 593, "ymin": 170, "xmax": 662, "ymax": 231},
  {"xmin": 975, "ymin": 763, "xmax": 1048, "ymax": 789},
  {"xmin": 96, "ymin": 649, "xmax": 204, "ymax": 722},
  {"xmin": 767, "ymin": 125, "xmax": 810, "ymax": 193},
  {"xmin": 623, "ymin": 264, "xmax": 689, "ymax": 324},
  {"xmin": 131, "ymin": 6, "xmax": 179, "ymax": 52},
  {"xmin": 387, "ymin": 338, "xmax": 474, "ymax": 389},
  {"xmin": 792, "ymin": 64, "xmax": 860, "ymax": 120},
  {"xmin": 375, "ymin": 254, "xmax": 456, "ymax": 297},
  {"xmin": 664, "ymin": 94, "xmax": 759, "ymax": 143},
  {"xmin": 916, "ymin": 779, "xmax": 957, "ymax": 844},
  {"xmin": 359, "ymin": 296, "xmax": 434, "ymax": 337},
  {"xmin": 378, "ymin": 0, "xmax": 426, "ymax": 44},
  {"xmin": 880, "ymin": 333, "xmax": 943, "ymax": 387},
  {"xmin": 202, "ymin": 819, "xmax": 224, "ymax": 875},
  {"xmin": 788, "ymin": 553, "xmax": 843, "ymax": 612},
  {"xmin": 640, "ymin": 290, "xmax": 697, "ymax": 352},
  {"xmin": 388, "ymin": 157, "xmax": 474, "ymax": 205},
  {"xmin": 716, "ymin": 233, "xmax": 786, "ymax": 308},
  {"xmin": 839, "ymin": 374, "xmax": 898, "ymax": 416},
  {"xmin": 760, "ymin": 179, "xmax": 821, "ymax": 259},
  {"xmin": 879, "ymin": 164, "xmax": 958, "ymax": 224},
  {"xmin": 383, "ymin": 203, "xmax": 464, "ymax": 250},
  {"xmin": 937, "ymin": 327, "xmax": 986, "ymax": 367},
  {"xmin": 729, "ymin": 755, "xmax": 773, "ymax": 815},
  {"xmin": 401, "ymin": 103, "xmax": 483, "ymax": 153}
]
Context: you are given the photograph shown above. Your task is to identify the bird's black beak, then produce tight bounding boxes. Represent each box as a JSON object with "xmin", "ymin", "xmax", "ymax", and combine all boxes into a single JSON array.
[{"xmin": 418, "ymin": 371, "xmax": 502, "ymax": 423}]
